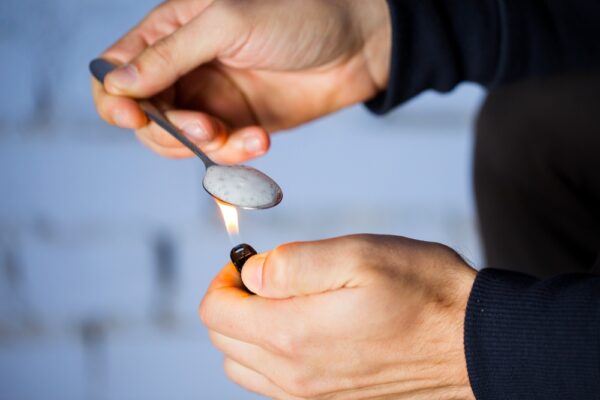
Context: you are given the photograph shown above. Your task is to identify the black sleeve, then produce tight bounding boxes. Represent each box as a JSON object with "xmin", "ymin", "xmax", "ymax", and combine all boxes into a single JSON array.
[
  {"xmin": 367, "ymin": 0, "xmax": 600, "ymax": 113},
  {"xmin": 465, "ymin": 269, "xmax": 600, "ymax": 399}
]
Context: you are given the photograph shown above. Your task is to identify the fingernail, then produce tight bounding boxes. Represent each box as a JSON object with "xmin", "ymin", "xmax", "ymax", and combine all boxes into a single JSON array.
[
  {"xmin": 244, "ymin": 136, "xmax": 263, "ymax": 153},
  {"xmin": 109, "ymin": 64, "xmax": 138, "ymax": 89},
  {"xmin": 182, "ymin": 122, "xmax": 211, "ymax": 142},
  {"xmin": 112, "ymin": 109, "xmax": 128, "ymax": 127}
]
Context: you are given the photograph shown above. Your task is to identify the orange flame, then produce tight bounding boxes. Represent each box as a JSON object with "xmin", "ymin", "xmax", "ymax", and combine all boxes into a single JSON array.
[{"xmin": 216, "ymin": 200, "xmax": 239, "ymax": 238}]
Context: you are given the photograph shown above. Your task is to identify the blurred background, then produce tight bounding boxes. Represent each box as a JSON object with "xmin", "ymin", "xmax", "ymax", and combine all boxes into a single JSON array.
[{"xmin": 0, "ymin": 0, "xmax": 485, "ymax": 399}]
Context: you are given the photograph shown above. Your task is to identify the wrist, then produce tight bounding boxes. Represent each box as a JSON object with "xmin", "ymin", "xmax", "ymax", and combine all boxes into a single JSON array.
[
  {"xmin": 383, "ymin": 254, "xmax": 477, "ymax": 400},
  {"xmin": 427, "ymin": 265, "xmax": 477, "ymax": 400},
  {"xmin": 453, "ymin": 268, "xmax": 478, "ymax": 400}
]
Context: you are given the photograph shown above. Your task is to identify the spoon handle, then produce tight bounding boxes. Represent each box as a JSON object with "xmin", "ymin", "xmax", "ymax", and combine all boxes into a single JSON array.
[{"xmin": 89, "ymin": 58, "xmax": 215, "ymax": 168}]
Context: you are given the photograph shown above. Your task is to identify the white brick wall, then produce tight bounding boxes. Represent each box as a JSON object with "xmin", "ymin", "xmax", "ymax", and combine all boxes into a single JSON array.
[{"xmin": 0, "ymin": 0, "xmax": 485, "ymax": 398}]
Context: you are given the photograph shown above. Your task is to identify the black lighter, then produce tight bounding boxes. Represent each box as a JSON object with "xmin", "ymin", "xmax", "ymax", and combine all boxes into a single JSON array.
[{"xmin": 230, "ymin": 243, "xmax": 257, "ymax": 293}]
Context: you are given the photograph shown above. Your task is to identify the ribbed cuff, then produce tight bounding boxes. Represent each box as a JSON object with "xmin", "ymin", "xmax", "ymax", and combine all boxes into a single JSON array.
[{"xmin": 465, "ymin": 268, "xmax": 600, "ymax": 399}]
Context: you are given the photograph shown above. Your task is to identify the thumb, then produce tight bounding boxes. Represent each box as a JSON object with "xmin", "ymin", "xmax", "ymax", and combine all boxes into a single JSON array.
[
  {"xmin": 241, "ymin": 239, "xmax": 360, "ymax": 299},
  {"xmin": 104, "ymin": 4, "xmax": 245, "ymax": 98}
]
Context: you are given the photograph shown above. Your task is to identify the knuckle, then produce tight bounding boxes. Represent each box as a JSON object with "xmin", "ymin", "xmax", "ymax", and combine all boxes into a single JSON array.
[
  {"xmin": 222, "ymin": 358, "xmax": 239, "ymax": 382},
  {"xmin": 146, "ymin": 36, "xmax": 176, "ymax": 68},
  {"xmin": 343, "ymin": 235, "xmax": 373, "ymax": 267},
  {"xmin": 268, "ymin": 330, "xmax": 301, "ymax": 357},
  {"xmin": 207, "ymin": 331, "xmax": 226, "ymax": 353},
  {"xmin": 268, "ymin": 318, "xmax": 314, "ymax": 360},
  {"xmin": 271, "ymin": 243, "xmax": 294, "ymax": 262},
  {"xmin": 281, "ymin": 371, "xmax": 317, "ymax": 399},
  {"xmin": 432, "ymin": 242, "xmax": 463, "ymax": 261},
  {"xmin": 96, "ymin": 102, "xmax": 113, "ymax": 123},
  {"xmin": 93, "ymin": 94, "xmax": 114, "ymax": 123},
  {"xmin": 198, "ymin": 296, "xmax": 213, "ymax": 326}
]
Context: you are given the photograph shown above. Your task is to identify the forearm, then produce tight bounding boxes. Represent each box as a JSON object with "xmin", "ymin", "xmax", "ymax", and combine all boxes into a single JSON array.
[
  {"xmin": 465, "ymin": 269, "xmax": 600, "ymax": 399},
  {"xmin": 369, "ymin": 0, "xmax": 600, "ymax": 113}
]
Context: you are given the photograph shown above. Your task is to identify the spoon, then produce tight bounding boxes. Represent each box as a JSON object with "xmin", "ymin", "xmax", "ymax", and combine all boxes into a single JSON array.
[{"xmin": 90, "ymin": 59, "xmax": 283, "ymax": 210}]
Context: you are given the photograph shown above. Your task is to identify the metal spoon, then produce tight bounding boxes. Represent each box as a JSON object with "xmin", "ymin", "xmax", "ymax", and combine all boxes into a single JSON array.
[{"xmin": 90, "ymin": 59, "xmax": 283, "ymax": 210}]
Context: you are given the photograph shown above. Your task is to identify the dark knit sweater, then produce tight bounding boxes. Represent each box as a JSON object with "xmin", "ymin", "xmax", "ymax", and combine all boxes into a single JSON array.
[{"xmin": 367, "ymin": 1, "xmax": 600, "ymax": 398}]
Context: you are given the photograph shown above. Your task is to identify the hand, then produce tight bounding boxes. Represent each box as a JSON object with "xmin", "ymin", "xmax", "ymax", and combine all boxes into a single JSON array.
[
  {"xmin": 200, "ymin": 234, "xmax": 477, "ymax": 399},
  {"xmin": 92, "ymin": 0, "xmax": 391, "ymax": 164}
]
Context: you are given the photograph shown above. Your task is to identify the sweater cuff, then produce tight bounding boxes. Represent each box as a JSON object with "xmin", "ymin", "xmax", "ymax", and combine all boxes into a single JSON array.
[
  {"xmin": 464, "ymin": 268, "xmax": 600, "ymax": 399},
  {"xmin": 366, "ymin": 0, "xmax": 501, "ymax": 114},
  {"xmin": 365, "ymin": 0, "xmax": 402, "ymax": 115}
]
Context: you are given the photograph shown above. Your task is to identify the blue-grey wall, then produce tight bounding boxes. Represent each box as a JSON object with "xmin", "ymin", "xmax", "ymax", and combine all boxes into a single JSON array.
[{"xmin": 0, "ymin": 0, "xmax": 485, "ymax": 399}]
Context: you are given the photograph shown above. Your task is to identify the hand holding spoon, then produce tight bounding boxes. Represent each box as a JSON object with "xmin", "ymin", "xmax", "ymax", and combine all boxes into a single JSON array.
[{"xmin": 90, "ymin": 59, "xmax": 282, "ymax": 210}]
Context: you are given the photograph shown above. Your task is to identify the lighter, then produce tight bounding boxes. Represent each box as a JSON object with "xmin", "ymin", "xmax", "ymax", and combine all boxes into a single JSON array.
[{"xmin": 230, "ymin": 244, "xmax": 257, "ymax": 293}]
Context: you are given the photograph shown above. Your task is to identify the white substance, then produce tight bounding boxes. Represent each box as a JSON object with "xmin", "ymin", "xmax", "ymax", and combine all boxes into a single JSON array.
[{"xmin": 203, "ymin": 165, "xmax": 282, "ymax": 209}]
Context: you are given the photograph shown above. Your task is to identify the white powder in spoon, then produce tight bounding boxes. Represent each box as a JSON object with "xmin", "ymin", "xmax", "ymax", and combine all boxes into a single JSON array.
[{"xmin": 203, "ymin": 165, "xmax": 282, "ymax": 209}]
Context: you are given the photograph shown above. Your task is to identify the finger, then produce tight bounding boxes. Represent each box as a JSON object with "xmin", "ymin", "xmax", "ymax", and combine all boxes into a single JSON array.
[
  {"xmin": 102, "ymin": 28, "xmax": 149, "ymax": 65},
  {"xmin": 101, "ymin": 4, "xmax": 168, "ymax": 64},
  {"xmin": 104, "ymin": 2, "xmax": 245, "ymax": 98},
  {"xmin": 223, "ymin": 358, "xmax": 299, "ymax": 400},
  {"xmin": 135, "ymin": 109, "xmax": 228, "ymax": 149},
  {"xmin": 207, "ymin": 125, "xmax": 270, "ymax": 165},
  {"xmin": 133, "ymin": 131, "xmax": 195, "ymax": 159},
  {"xmin": 93, "ymin": 3, "xmax": 183, "ymax": 128},
  {"xmin": 209, "ymin": 331, "xmax": 290, "ymax": 380},
  {"xmin": 91, "ymin": 78, "xmax": 147, "ymax": 129},
  {"xmin": 208, "ymin": 262, "xmax": 244, "ymax": 291},
  {"xmin": 241, "ymin": 237, "xmax": 367, "ymax": 299},
  {"xmin": 135, "ymin": 110, "xmax": 270, "ymax": 162},
  {"xmin": 200, "ymin": 264, "xmax": 305, "ymax": 348},
  {"xmin": 101, "ymin": 0, "xmax": 215, "ymax": 64}
]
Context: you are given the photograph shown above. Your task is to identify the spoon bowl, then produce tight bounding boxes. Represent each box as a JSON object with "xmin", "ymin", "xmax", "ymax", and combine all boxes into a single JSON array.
[{"xmin": 203, "ymin": 165, "xmax": 283, "ymax": 210}]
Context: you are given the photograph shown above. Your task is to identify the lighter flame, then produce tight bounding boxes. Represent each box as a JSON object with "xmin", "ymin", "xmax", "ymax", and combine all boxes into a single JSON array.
[{"xmin": 216, "ymin": 200, "xmax": 239, "ymax": 238}]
